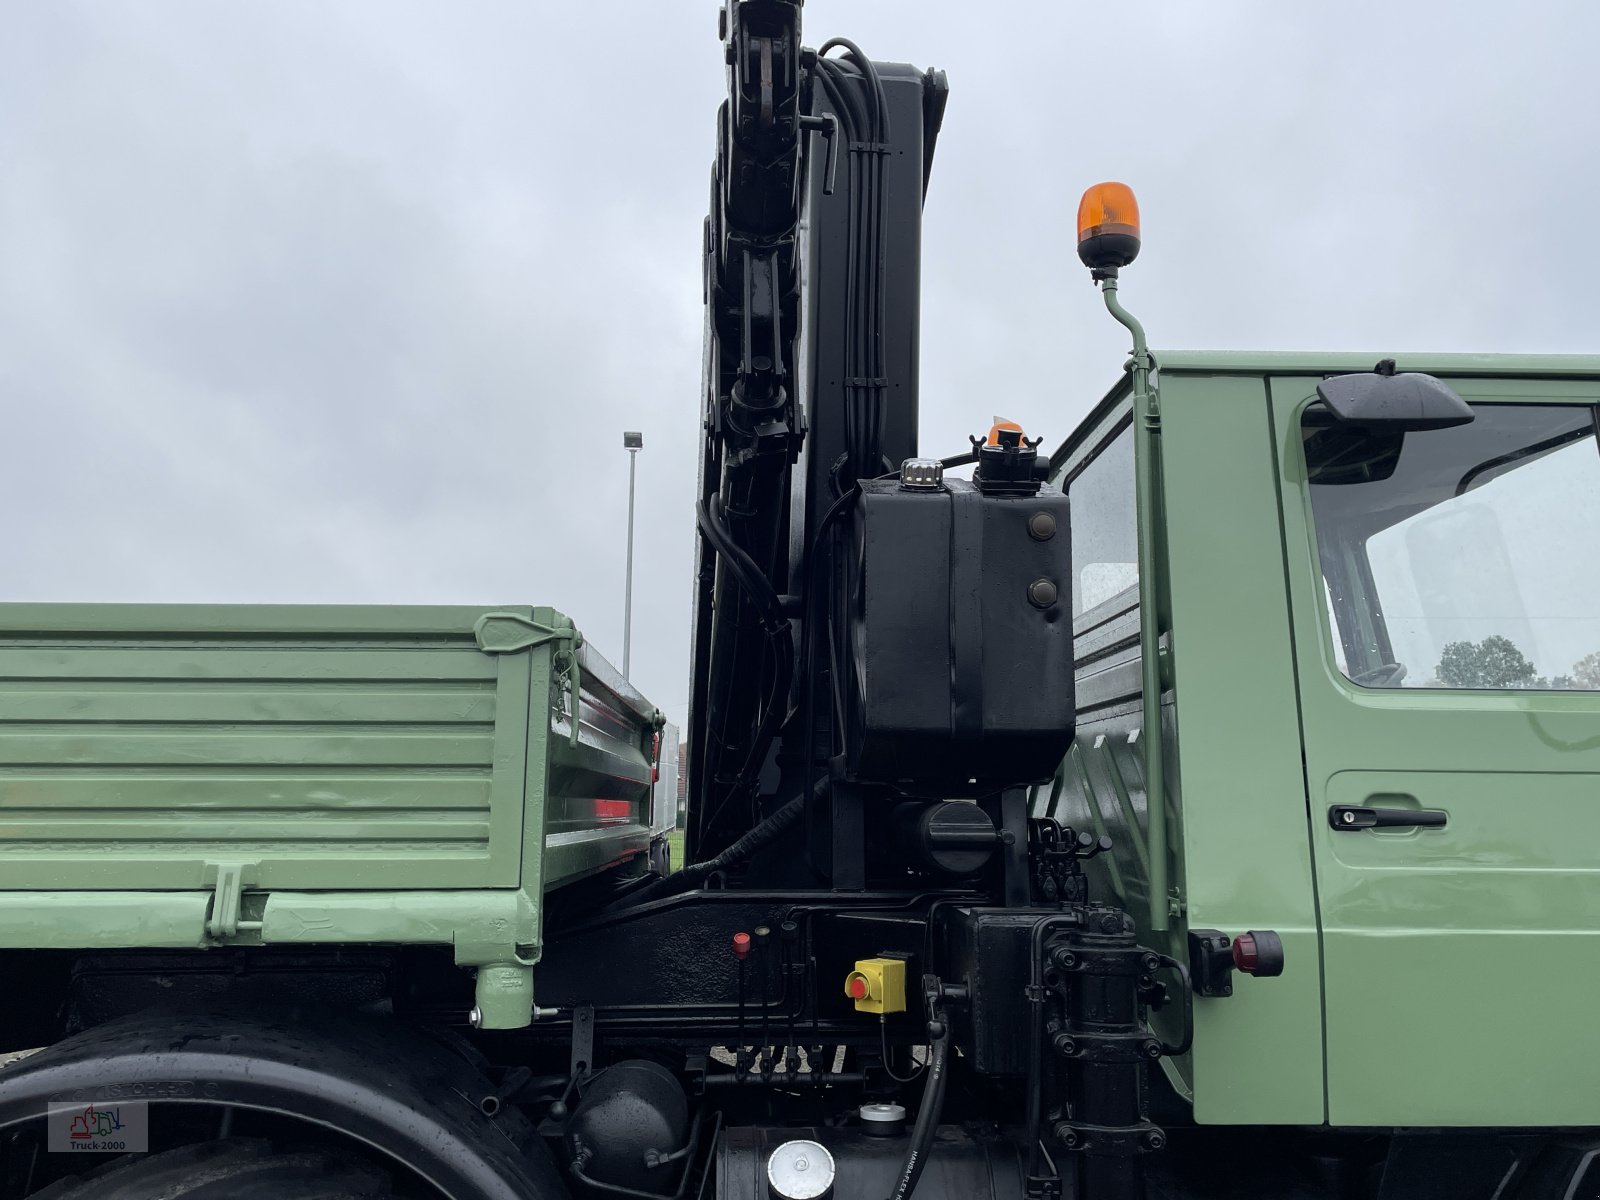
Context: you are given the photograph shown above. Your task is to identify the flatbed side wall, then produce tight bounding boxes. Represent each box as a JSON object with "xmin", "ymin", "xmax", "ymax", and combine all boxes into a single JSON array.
[
  {"xmin": 0, "ymin": 604, "xmax": 662, "ymax": 1029},
  {"xmin": 0, "ymin": 603, "xmax": 530, "ymax": 890}
]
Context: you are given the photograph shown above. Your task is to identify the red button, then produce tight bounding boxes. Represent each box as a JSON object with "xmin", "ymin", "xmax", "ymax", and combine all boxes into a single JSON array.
[
  {"xmin": 732, "ymin": 932, "xmax": 751, "ymax": 961},
  {"xmin": 847, "ymin": 975, "xmax": 868, "ymax": 999}
]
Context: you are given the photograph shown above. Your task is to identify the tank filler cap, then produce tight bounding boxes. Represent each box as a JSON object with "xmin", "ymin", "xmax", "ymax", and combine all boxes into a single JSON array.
[
  {"xmin": 898, "ymin": 458, "xmax": 945, "ymax": 491},
  {"xmin": 767, "ymin": 1138, "xmax": 836, "ymax": 1200},
  {"xmin": 859, "ymin": 1102, "xmax": 908, "ymax": 1137}
]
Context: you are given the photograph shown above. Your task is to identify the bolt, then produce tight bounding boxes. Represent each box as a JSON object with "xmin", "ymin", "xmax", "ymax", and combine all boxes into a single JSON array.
[
  {"xmin": 1143, "ymin": 1039, "xmax": 1163, "ymax": 1059},
  {"xmin": 1144, "ymin": 954, "xmax": 1161, "ymax": 973},
  {"xmin": 1052, "ymin": 948, "xmax": 1077, "ymax": 970},
  {"xmin": 1028, "ymin": 511, "xmax": 1057, "ymax": 541},
  {"xmin": 467, "ymin": 1006, "xmax": 483, "ymax": 1029},
  {"xmin": 1028, "ymin": 578, "xmax": 1058, "ymax": 609},
  {"xmin": 1053, "ymin": 1122, "xmax": 1079, "ymax": 1149},
  {"xmin": 1053, "ymin": 1034, "xmax": 1078, "ymax": 1057},
  {"xmin": 1146, "ymin": 1130, "xmax": 1167, "ymax": 1151}
]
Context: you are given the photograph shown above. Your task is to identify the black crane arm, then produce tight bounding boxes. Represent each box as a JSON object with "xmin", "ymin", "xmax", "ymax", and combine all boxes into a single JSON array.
[
  {"xmin": 688, "ymin": 2, "xmax": 1067, "ymax": 898},
  {"xmin": 688, "ymin": 1, "xmax": 951, "ymax": 879}
]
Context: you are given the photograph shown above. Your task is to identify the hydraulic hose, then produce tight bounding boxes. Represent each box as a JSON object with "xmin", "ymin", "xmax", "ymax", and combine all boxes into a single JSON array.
[
  {"xmin": 884, "ymin": 1003, "xmax": 951, "ymax": 1200},
  {"xmin": 617, "ymin": 782, "xmax": 818, "ymax": 908},
  {"xmin": 696, "ymin": 496, "xmax": 786, "ymax": 636},
  {"xmin": 737, "ymin": 626, "xmax": 794, "ymax": 785},
  {"xmin": 695, "ymin": 492, "xmax": 796, "ymax": 846}
]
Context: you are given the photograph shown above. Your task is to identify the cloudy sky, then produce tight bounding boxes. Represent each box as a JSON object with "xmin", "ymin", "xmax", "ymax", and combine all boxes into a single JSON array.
[{"xmin": 3, "ymin": 2, "xmax": 1596, "ymax": 728}]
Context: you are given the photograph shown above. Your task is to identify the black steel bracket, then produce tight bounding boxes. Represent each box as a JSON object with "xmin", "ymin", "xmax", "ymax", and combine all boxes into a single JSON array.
[
  {"xmin": 569, "ymin": 1004, "xmax": 596, "ymax": 1079},
  {"xmin": 1188, "ymin": 929, "xmax": 1235, "ymax": 998}
]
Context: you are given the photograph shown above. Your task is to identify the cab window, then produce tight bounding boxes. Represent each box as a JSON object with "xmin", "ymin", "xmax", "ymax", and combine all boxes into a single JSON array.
[
  {"xmin": 1066, "ymin": 421, "xmax": 1139, "ymax": 618},
  {"xmin": 1302, "ymin": 402, "xmax": 1600, "ymax": 690}
]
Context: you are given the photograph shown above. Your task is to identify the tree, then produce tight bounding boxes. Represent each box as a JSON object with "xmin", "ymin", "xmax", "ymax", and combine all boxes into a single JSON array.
[
  {"xmin": 1573, "ymin": 651, "xmax": 1600, "ymax": 691},
  {"xmin": 1436, "ymin": 635, "xmax": 1537, "ymax": 689}
]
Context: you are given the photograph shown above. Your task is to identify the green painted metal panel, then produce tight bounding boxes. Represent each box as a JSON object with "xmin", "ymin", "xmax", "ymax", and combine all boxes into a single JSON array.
[
  {"xmin": 0, "ymin": 602, "xmax": 662, "ymax": 1027},
  {"xmin": 1157, "ymin": 371, "xmax": 1326, "ymax": 1125},
  {"xmin": 0, "ymin": 892, "xmax": 210, "ymax": 947},
  {"xmin": 258, "ymin": 889, "xmax": 538, "ymax": 965},
  {"xmin": 1153, "ymin": 350, "xmax": 1600, "ymax": 379},
  {"xmin": 0, "ymin": 604, "xmax": 521, "ymax": 891},
  {"xmin": 0, "ymin": 603, "xmax": 524, "ymax": 636},
  {"xmin": 1271, "ymin": 372, "xmax": 1600, "ymax": 1126},
  {"xmin": 0, "ymin": 604, "xmax": 658, "ymax": 897},
  {"xmin": 1046, "ymin": 371, "xmax": 1327, "ymax": 1124}
]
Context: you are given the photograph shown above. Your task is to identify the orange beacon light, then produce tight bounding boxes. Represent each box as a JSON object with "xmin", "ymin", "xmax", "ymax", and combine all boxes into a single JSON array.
[{"xmin": 1076, "ymin": 182, "xmax": 1141, "ymax": 273}]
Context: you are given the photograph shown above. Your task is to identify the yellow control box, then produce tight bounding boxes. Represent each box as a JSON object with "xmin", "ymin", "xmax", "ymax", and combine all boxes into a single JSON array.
[{"xmin": 844, "ymin": 956, "xmax": 907, "ymax": 1015}]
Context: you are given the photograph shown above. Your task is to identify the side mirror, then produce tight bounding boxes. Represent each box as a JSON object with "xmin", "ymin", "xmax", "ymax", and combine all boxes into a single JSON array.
[{"xmin": 1316, "ymin": 360, "xmax": 1474, "ymax": 431}]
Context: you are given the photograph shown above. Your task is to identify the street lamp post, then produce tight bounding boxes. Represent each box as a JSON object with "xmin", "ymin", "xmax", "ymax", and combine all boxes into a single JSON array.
[{"xmin": 622, "ymin": 431, "xmax": 643, "ymax": 678}]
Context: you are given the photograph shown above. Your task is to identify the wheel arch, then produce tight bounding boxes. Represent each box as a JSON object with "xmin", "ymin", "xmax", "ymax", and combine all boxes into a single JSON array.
[{"xmin": 0, "ymin": 1008, "xmax": 569, "ymax": 1200}]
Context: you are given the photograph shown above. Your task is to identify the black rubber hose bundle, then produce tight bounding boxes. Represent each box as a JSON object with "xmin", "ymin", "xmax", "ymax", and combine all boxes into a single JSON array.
[
  {"xmin": 696, "ymin": 496, "xmax": 787, "ymax": 638},
  {"xmin": 693, "ymin": 493, "xmax": 797, "ymax": 849},
  {"xmin": 618, "ymin": 781, "xmax": 818, "ymax": 908},
  {"xmin": 884, "ymin": 1007, "xmax": 951, "ymax": 1200}
]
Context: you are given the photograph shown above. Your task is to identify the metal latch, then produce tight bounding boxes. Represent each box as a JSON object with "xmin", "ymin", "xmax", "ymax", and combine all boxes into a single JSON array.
[{"xmin": 206, "ymin": 862, "xmax": 262, "ymax": 940}]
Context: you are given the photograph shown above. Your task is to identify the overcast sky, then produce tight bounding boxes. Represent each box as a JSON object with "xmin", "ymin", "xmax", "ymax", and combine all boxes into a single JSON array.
[{"xmin": 3, "ymin": 2, "xmax": 1597, "ymax": 728}]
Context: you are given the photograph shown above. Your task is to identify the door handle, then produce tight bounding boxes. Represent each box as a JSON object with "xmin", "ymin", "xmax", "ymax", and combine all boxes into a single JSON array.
[{"xmin": 1329, "ymin": 805, "xmax": 1447, "ymax": 831}]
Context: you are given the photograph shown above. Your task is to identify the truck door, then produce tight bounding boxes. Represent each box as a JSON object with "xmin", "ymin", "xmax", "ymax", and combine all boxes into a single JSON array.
[{"xmin": 1272, "ymin": 372, "xmax": 1600, "ymax": 1126}]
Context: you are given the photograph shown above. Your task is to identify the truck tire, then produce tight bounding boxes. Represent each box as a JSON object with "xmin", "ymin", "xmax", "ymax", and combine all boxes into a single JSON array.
[
  {"xmin": 28, "ymin": 1137, "xmax": 393, "ymax": 1199},
  {"xmin": 0, "ymin": 1010, "xmax": 570, "ymax": 1199}
]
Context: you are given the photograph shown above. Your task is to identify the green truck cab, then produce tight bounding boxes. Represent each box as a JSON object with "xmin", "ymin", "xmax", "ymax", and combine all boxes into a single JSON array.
[{"xmin": 1047, "ymin": 345, "xmax": 1600, "ymax": 1129}]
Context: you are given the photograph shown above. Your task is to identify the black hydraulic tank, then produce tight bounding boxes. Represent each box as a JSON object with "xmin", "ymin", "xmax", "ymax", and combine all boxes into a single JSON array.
[{"xmin": 845, "ymin": 476, "xmax": 1075, "ymax": 792}]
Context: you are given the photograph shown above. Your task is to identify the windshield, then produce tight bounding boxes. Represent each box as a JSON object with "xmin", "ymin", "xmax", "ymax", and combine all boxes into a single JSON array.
[{"xmin": 1302, "ymin": 401, "xmax": 1600, "ymax": 690}]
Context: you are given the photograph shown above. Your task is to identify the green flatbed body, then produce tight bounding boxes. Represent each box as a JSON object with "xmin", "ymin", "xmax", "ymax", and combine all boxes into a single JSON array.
[
  {"xmin": 1045, "ymin": 351, "xmax": 1600, "ymax": 1129},
  {"xmin": 0, "ymin": 603, "xmax": 663, "ymax": 1028}
]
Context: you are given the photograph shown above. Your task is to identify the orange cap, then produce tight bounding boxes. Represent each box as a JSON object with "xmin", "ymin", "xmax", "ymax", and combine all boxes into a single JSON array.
[{"xmin": 986, "ymin": 417, "xmax": 1024, "ymax": 446}]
